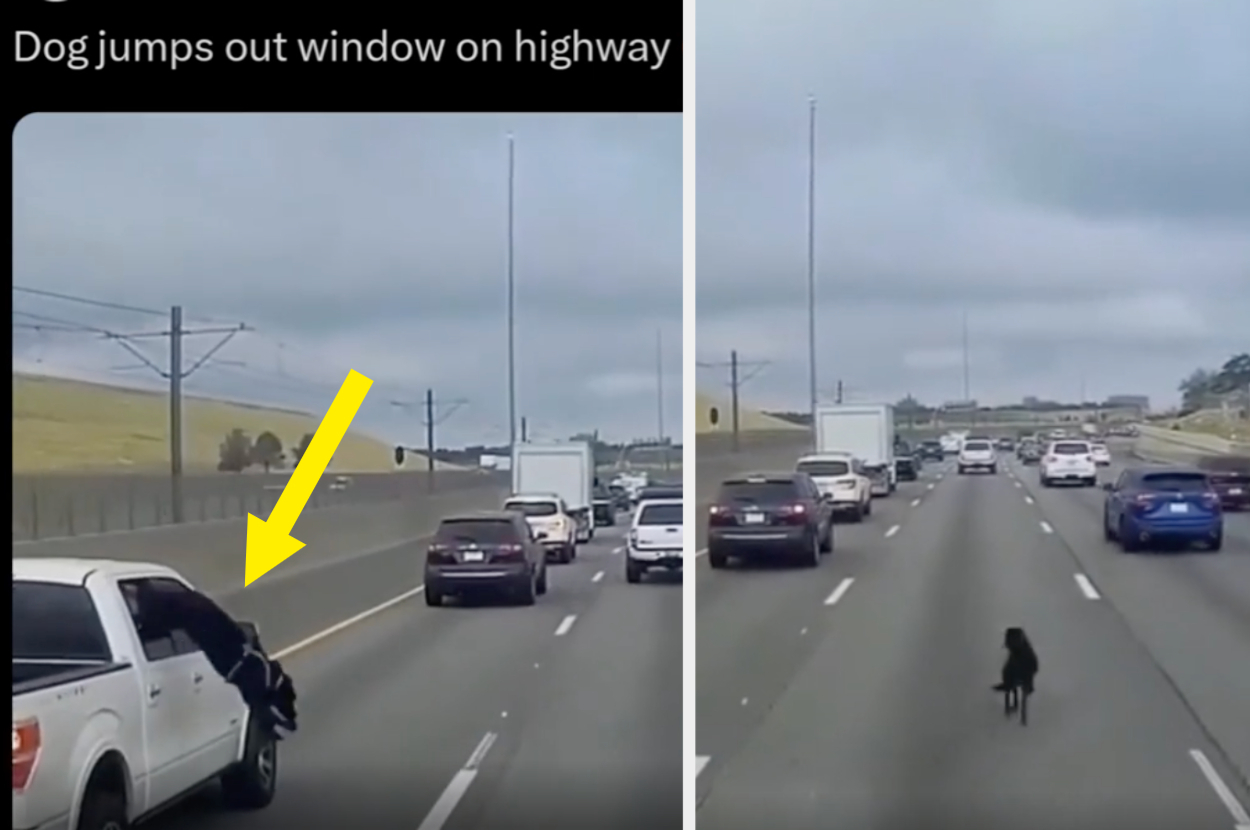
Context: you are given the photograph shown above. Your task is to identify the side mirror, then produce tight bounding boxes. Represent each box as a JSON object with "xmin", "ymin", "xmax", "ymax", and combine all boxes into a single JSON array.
[
  {"xmin": 237, "ymin": 620, "xmax": 260, "ymax": 647},
  {"xmin": 1101, "ymin": 483, "xmax": 1114, "ymax": 492}
]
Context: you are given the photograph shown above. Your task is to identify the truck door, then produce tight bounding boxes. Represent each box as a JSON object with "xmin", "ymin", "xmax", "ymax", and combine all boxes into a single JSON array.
[{"xmin": 119, "ymin": 578, "xmax": 220, "ymax": 804}]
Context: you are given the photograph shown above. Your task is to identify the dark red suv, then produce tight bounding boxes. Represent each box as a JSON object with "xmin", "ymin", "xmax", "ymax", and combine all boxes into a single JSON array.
[
  {"xmin": 424, "ymin": 511, "xmax": 548, "ymax": 606},
  {"xmin": 705, "ymin": 472, "xmax": 833, "ymax": 569}
]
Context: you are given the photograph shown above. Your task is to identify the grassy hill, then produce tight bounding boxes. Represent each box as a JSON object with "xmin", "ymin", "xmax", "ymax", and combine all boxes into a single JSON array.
[
  {"xmin": 12, "ymin": 373, "xmax": 441, "ymax": 474},
  {"xmin": 695, "ymin": 390, "xmax": 806, "ymax": 434}
]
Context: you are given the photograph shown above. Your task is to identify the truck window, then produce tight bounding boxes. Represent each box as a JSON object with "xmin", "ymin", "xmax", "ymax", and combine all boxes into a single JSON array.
[
  {"xmin": 118, "ymin": 578, "xmax": 202, "ymax": 662},
  {"xmin": 13, "ymin": 581, "xmax": 112, "ymax": 662}
]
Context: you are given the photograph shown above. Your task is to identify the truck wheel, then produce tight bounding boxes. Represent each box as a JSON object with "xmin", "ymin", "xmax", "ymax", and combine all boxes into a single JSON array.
[
  {"xmin": 819, "ymin": 522, "xmax": 833, "ymax": 552},
  {"xmin": 800, "ymin": 534, "xmax": 820, "ymax": 568},
  {"xmin": 864, "ymin": 499, "xmax": 872, "ymax": 517},
  {"xmin": 221, "ymin": 715, "xmax": 278, "ymax": 810},
  {"xmin": 425, "ymin": 586, "xmax": 443, "ymax": 607},
  {"xmin": 626, "ymin": 560, "xmax": 643, "ymax": 583},
  {"xmin": 536, "ymin": 564, "xmax": 548, "ymax": 595},
  {"xmin": 77, "ymin": 783, "xmax": 128, "ymax": 830},
  {"xmin": 708, "ymin": 550, "xmax": 727, "ymax": 569},
  {"xmin": 515, "ymin": 573, "xmax": 537, "ymax": 606}
]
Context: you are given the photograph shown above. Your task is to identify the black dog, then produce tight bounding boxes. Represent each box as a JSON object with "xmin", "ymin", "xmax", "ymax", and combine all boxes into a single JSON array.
[
  {"xmin": 991, "ymin": 626, "xmax": 1038, "ymax": 725},
  {"xmin": 134, "ymin": 581, "xmax": 298, "ymax": 737}
]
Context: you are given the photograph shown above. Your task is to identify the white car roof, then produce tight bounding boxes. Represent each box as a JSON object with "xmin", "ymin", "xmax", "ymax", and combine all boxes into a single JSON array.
[
  {"xmin": 797, "ymin": 453, "xmax": 855, "ymax": 463},
  {"xmin": 634, "ymin": 497, "xmax": 682, "ymax": 514},
  {"xmin": 506, "ymin": 492, "xmax": 562, "ymax": 503},
  {"xmin": 13, "ymin": 557, "xmax": 183, "ymax": 586}
]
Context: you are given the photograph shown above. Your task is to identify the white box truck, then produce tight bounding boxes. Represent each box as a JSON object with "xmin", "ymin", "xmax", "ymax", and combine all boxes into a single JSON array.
[
  {"xmin": 512, "ymin": 441, "xmax": 596, "ymax": 542},
  {"xmin": 815, "ymin": 403, "xmax": 898, "ymax": 496}
]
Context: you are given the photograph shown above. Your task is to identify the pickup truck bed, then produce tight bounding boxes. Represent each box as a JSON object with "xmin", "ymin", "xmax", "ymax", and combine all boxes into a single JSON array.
[{"xmin": 13, "ymin": 660, "xmax": 131, "ymax": 694}]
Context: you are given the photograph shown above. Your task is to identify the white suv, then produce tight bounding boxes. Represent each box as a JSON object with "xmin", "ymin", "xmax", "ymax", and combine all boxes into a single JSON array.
[
  {"xmin": 1039, "ymin": 441, "xmax": 1098, "ymax": 487},
  {"xmin": 503, "ymin": 493, "xmax": 577, "ymax": 563},
  {"xmin": 795, "ymin": 453, "xmax": 872, "ymax": 521},
  {"xmin": 627, "ymin": 498, "xmax": 683, "ymax": 584},
  {"xmin": 957, "ymin": 439, "xmax": 997, "ymax": 474}
]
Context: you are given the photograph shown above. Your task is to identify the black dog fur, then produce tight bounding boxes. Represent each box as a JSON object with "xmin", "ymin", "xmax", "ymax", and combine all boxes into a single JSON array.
[{"xmin": 991, "ymin": 626, "xmax": 1038, "ymax": 725}]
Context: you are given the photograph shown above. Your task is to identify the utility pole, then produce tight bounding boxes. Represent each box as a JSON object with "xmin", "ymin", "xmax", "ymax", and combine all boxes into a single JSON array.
[
  {"xmin": 391, "ymin": 392, "xmax": 469, "ymax": 491},
  {"xmin": 806, "ymin": 94, "xmax": 819, "ymax": 436},
  {"xmin": 697, "ymin": 350, "xmax": 769, "ymax": 453},
  {"xmin": 11, "ymin": 296, "xmax": 247, "ymax": 524},
  {"xmin": 836, "ymin": 379, "xmax": 843, "ymax": 404},
  {"xmin": 520, "ymin": 416, "xmax": 528, "ymax": 442},
  {"xmin": 656, "ymin": 328, "xmax": 668, "ymax": 471},
  {"xmin": 506, "ymin": 133, "xmax": 518, "ymax": 450},
  {"xmin": 961, "ymin": 310, "xmax": 973, "ymax": 428}
]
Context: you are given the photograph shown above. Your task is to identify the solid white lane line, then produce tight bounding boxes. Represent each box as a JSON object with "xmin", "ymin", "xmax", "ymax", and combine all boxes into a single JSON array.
[
  {"xmin": 910, "ymin": 498, "xmax": 921, "ymax": 507},
  {"xmin": 1073, "ymin": 573, "xmax": 1100, "ymax": 600},
  {"xmin": 416, "ymin": 732, "xmax": 498, "ymax": 830},
  {"xmin": 554, "ymin": 615, "xmax": 577, "ymax": 636},
  {"xmin": 1189, "ymin": 749, "xmax": 1250, "ymax": 829},
  {"xmin": 695, "ymin": 548, "xmax": 707, "ymax": 558},
  {"xmin": 592, "ymin": 570, "xmax": 604, "ymax": 582},
  {"xmin": 696, "ymin": 755, "xmax": 711, "ymax": 777},
  {"xmin": 1039, "ymin": 521, "xmax": 1054, "ymax": 534},
  {"xmin": 885, "ymin": 524, "xmax": 900, "ymax": 538},
  {"xmin": 823, "ymin": 577, "xmax": 855, "ymax": 606},
  {"xmin": 273, "ymin": 584, "xmax": 425, "ymax": 659}
]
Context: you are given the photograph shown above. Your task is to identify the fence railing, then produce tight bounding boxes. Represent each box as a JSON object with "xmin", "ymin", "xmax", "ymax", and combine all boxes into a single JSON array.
[{"xmin": 11, "ymin": 469, "xmax": 505, "ymax": 542}]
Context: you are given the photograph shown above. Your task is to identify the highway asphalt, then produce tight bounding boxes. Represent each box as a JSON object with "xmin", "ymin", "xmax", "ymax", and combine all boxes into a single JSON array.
[
  {"xmin": 147, "ymin": 515, "xmax": 680, "ymax": 830},
  {"xmin": 696, "ymin": 449, "xmax": 1250, "ymax": 830}
]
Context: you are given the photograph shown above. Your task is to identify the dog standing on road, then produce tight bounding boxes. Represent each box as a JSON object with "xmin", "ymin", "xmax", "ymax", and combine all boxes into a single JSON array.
[{"xmin": 992, "ymin": 626, "xmax": 1039, "ymax": 725}]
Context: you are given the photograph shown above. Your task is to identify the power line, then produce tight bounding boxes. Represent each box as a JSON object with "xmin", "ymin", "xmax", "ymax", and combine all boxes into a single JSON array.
[
  {"xmin": 697, "ymin": 350, "xmax": 770, "ymax": 452},
  {"xmin": 392, "ymin": 391, "xmax": 470, "ymax": 490},
  {"xmin": 13, "ymin": 285, "xmax": 167, "ymax": 317}
]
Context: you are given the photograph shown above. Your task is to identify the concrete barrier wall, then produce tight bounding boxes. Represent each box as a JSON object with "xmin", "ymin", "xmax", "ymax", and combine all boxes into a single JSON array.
[
  {"xmin": 12, "ymin": 480, "xmax": 513, "ymax": 596},
  {"xmin": 11, "ymin": 469, "xmax": 504, "ymax": 541}
]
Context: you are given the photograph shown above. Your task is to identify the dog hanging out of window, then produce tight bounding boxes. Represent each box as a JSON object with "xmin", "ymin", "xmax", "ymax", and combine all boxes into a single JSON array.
[
  {"xmin": 134, "ymin": 580, "xmax": 298, "ymax": 737},
  {"xmin": 992, "ymin": 626, "xmax": 1039, "ymax": 725}
]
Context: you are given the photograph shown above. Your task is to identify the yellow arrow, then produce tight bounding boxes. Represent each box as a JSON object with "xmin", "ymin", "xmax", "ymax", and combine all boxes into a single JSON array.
[{"xmin": 244, "ymin": 369, "xmax": 374, "ymax": 586}]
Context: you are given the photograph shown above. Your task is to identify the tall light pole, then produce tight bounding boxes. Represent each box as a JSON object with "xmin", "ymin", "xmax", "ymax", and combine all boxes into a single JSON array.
[
  {"xmin": 806, "ymin": 95, "xmax": 818, "ymax": 427},
  {"xmin": 506, "ymin": 133, "xmax": 517, "ymax": 448},
  {"xmin": 961, "ymin": 309, "xmax": 970, "ymax": 402},
  {"xmin": 656, "ymin": 328, "xmax": 665, "ymax": 444}
]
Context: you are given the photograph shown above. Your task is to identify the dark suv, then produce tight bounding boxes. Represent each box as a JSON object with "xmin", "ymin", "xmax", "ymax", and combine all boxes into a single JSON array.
[
  {"xmin": 424, "ymin": 511, "xmax": 548, "ymax": 606},
  {"xmin": 918, "ymin": 440, "xmax": 944, "ymax": 461},
  {"xmin": 705, "ymin": 472, "xmax": 833, "ymax": 569}
]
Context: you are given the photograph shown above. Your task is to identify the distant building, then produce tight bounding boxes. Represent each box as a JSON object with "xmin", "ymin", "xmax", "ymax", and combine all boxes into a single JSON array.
[
  {"xmin": 1105, "ymin": 394, "xmax": 1150, "ymax": 413},
  {"xmin": 941, "ymin": 399, "xmax": 978, "ymax": 411}
]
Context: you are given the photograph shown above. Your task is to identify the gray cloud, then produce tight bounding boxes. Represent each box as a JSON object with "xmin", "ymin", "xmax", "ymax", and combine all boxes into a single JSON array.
[
  {"xmin": 13, "ymin": 113, "xmax": 682, "ymax": 446},
  {"xmin": 697, "ymin": 0, "xmax": 1250, "ymax": 410}
]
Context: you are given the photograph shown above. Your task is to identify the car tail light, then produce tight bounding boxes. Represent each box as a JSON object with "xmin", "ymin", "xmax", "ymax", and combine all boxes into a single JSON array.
[
  {"xmin": 777, "ymin": 504, "xmax": 807, "ymax": 523},
  {"xmin": 13, "ymin": 718, "xmax": 39, "ymax": 792},
  {"xmin": 1201, "ymin": 492, "xmax": 1221, "ymax": 510},
  {"xmin": 629, "ymin": 530, "xmax": 639, "ymax": 547},
  {"xmin": 427, "ymin": 542, "xmax": 451, "ymax": 562},
  {"xmin": 1131, "ymin": 494, "xmax": 1157, "ymax": 512},
  {"xmin": 494, "ymin": 543, "xmax": 526, "ymax": 560},
  {"xmin": 708, "ymin": 505, "xmax": 734, "ymax": 525}
]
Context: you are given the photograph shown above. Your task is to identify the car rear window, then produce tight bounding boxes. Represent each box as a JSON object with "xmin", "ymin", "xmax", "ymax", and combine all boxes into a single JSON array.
[
  {"xmin": 638, "ymin": 503, "xmax": 683, "ymax": 525},
  {"xmin": 504, "ymin": 500, "xmax": 558, "ymax": 517},
  {"xmin": 1053, "ymin": 442, "xmax": 1090, "ymax": 455},
  {"xmin": 963, "ymin": 441, "xmax": 991, "ymax": 451},
  {"xmin": 1139, "ymin": 472, "xmax": 1209, "ymax": 492},
  {"xmin": 13, "ymin": 581, "xmax": 112, "ymax": 662},
  {"xmin": 718, "ymin": 480, "xmax": 796, "ymax": 504},
  {"xmin": 796, "ymin": 460, "xmax": 850, "ymax": 477},
  {"xmin": 640, "ymin": 487, "xmax": 681, "ymax": 500},
  {"xmin": 437, "ymin": 519, "xmax": 519, "ymax": 544}
]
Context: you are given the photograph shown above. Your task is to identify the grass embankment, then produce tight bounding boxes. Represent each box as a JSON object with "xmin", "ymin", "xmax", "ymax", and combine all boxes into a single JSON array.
[{"xmin": 13, "ymin": 373, "xmax": 405, "ymax": 474}]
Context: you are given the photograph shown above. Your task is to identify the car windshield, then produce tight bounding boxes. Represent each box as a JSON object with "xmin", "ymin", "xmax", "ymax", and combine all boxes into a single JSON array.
[
  {"xmin": 796, "ymin": 460, "xmax": 850, "ymax": 477},
  {"xmin": 1139, "ymin": 473, "xmax": 1209, "ymax": 492},
  {"xmin": 503, "ymin": 501, "xmax": 558, "ymax": 517},
  {"xmin": 639, "ymin": 503, "xmax": 683, "ymax": 525},
  {"xmin": 437, "ymin": 519, "xmax": 519, "ymax": 544},
  {"xmin": 963, "ymin": 441, "xmax": 991, "ymax": 451},
  {"xmin": 1053, "ymin": 442, "xmax": 1090, "ymax": 455},
  {"xmin": 718, "ymin": 480, "xmax": 796, "ymax": 504}
]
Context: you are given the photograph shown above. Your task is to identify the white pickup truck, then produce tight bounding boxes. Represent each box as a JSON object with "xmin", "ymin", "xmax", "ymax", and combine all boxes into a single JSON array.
[{"xmin": 13, "ymin": 558, "xmax": 278, "ymax": 830}]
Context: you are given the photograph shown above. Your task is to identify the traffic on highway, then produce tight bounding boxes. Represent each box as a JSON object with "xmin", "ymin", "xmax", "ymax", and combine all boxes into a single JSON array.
[{"xmin": 695, "ymin": 423, "xmax": 1250, "ymax": 829}]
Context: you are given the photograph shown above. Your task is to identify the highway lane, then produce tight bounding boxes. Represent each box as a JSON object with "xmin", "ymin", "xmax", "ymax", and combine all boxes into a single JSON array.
[
  {"xmin": 1007, "ymin": 450, "xmax": 1250, "ymax": 790},
  {"xmin": 696, "ymin": 451, "xmax": 1250, "ymax": 830},
  {"xmin": 150, "ymin": 518, "xmax": 681, "ymax": 830}
]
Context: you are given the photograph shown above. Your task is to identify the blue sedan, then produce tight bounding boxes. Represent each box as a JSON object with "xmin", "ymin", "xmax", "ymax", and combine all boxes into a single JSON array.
[{"xmin": 1102, "ymin": 466, "xmax": 1223, "ymax": 552}]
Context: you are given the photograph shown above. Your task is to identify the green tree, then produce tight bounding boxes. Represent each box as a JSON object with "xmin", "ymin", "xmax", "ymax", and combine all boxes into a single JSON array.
[
  {"xmin": 291, "ymin": 432, "xmax": 314, "ymax": 467},
  {"xmin": 217, "ymin": 428, "xmax": 252, "ymax": 473},
  {"xmin": 251, "ymin": 431, "xmax": 284, "ymax": 473}
]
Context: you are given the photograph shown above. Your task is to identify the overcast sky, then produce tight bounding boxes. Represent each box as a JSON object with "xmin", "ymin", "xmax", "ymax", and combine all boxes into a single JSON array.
[
  {"xmin": 13, "ymin": 113, "xmax": 682, "ymax": 446},
  {"xmin": 697, "ymin": 0, "xmax": 1250, "ymax": 412}
]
